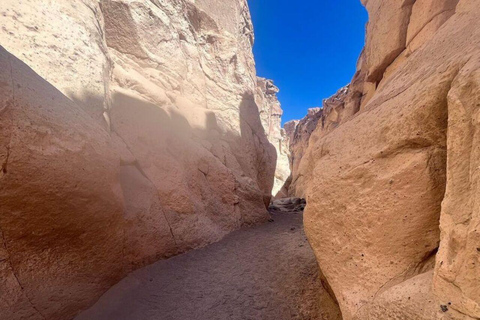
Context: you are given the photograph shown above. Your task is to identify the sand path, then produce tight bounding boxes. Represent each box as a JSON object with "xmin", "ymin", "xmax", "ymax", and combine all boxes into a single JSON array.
[{"xmin": 75, "ymin": 205, "xmax": 340, "ymax": 320}]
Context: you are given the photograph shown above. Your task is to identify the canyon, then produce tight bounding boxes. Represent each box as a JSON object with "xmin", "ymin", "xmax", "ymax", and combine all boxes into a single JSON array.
[
  {"xmin": 1, "ymin": 0, "xmax": 479, "ymax": 320},
  {"xmin": 1, "ymin": 0, "xmax": 280, "ymax": 318},
  {"xmin": 288, "ymin": 0, "xmax": 480, "ymax": 319}
]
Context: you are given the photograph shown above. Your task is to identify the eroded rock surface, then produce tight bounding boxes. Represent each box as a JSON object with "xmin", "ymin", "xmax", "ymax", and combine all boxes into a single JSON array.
[
  {"xmin": 256, "ymin": 77, "xmax": 291, "ymax": 198},
  {"xmin": 290, "ymin": 0, "xmax": 480, "ymax": 319},
  {"xmin": 0, "ymin": 0, "xmax": 278, "ymax": 319}
]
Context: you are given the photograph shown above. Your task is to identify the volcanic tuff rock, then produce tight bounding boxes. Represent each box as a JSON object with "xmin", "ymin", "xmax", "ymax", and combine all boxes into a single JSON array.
[
  {"xmin": 256, "ymin": 77, "xmax": 291, "ymax": 197},
  {"xmin": 0, "ymin": 0, "xmax": 278, "ymax": 319},
  {"xmin": 290, "ymin": 0, "xmax": 480, "ymax": 319}
]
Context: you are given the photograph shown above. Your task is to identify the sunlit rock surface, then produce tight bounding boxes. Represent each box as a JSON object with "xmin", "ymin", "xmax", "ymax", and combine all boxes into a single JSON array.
[
  {"xmin": 0, "ymin": 0, "xmax": 277, "ymax": 319},
  {"xmin": 290, "ymin": 0, "xmax": 480, "ymax": 319},
  {"xmin": 256, "ymin": 77, "xmax": 291, "ymax": 197}
]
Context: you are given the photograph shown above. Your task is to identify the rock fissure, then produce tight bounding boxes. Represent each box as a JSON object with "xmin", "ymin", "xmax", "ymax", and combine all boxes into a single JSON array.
[
  {"xmin": 87, "ymin": 2, "xmax": 114, "ymax": 119},
  {"xmin": 407, "ymin": 8, "xmax": 456, "ymax": 48},
  {"xmin": 115, "ymin": 126, "xmax": 180, "ymax": 249},
  {"xmin": 0, "ymin": 144, "xmax": 10, "ymax": 178}
]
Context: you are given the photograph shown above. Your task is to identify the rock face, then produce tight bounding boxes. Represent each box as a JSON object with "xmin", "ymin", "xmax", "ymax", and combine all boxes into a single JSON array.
[
  {"xmin": 289, "ymin": 86, "xmax": 350, "ymax": 197},
  {"xmin": 288, "ymin": 107, "xmax": 322, "ymax": 197},
  {"xmin": 256, "ymin": 77, "xmax": 291, "ymax": 197},
  {"xmin": 284, "ymin": 119, "xmax": 299, "ymax": 145},
  {"xmin": 291, "ymin": 0, "xmax": 480, "ymax": 319},
  {"xmin": 0, "ymin": 1, "xmax": 277, "ymax": 319}
]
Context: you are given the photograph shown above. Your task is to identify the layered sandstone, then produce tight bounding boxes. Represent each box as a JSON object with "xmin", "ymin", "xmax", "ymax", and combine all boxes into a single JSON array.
[
  {"xmin": 0, "ymin": 1, "xmax": 277, "ymax": 319},
  {"xmin": 292, "ymin": 0, "xmax": 480, "ymax": 319}
]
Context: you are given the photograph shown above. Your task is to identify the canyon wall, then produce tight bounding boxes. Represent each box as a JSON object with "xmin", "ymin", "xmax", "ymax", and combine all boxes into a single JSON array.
[
  {"xmin": 255, "ymin": 77, "xmax": 291, "ymax": 197},
  {"xmin": 289, "ymin": 86, "xmax": 350, "ymax": 197},
  {"xmin": 0, "ymin": 0, "xmax": 278, "ymax": 319},
  {"xmin": 292, "ymin": 0, "xmax": 480, "ymax": 319}
]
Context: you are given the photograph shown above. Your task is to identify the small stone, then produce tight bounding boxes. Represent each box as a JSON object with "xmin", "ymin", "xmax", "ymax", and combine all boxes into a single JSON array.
[{"xmin": 440, "ymin": 305, "xmax": 448, "ymax": 312}]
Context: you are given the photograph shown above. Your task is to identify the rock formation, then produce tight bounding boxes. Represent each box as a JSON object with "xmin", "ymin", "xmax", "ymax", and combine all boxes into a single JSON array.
[
  {"xmin": 290, "ymin": 0, "xmax": 480, "ymax": 319},
  {"xmin": 255, "ymin": 77, "xmax": 291, "ymax": 197},
  {"xmin": 288, "ymin": 85, "xmax": 350, "ymax": 197},
  {"xmin": 284, "ymin": 119, "xmax": 299, "ymax": 145},
  {"xmin": 0, "ymin": 0, "xmax": 278, "ymax": 319}
]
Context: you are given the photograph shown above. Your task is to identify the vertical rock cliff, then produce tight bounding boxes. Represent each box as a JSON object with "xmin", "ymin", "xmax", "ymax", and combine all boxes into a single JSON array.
[
  {"xmin": 291, "ymin": 0, "xmax": 480, "ymax": 319},
  {"xmin": 0, "ymin": 0, "xmax": 277, "ymax": 319},
  {"xmin": 255, "ymin": 77, "xmax": 291, "ymax": 197}
]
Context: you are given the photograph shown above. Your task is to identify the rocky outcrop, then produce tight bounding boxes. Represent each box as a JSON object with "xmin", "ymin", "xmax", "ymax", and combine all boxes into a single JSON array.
[
  {"xmin": 288, "ymin": 107, "xmax": 322, "ymax": 197},
  {"xmin": 288, "ymin": 85, "xmax": 350, "ymax": 197},
  {"xmin": 255, "ymin": 77, "xmax": 290, "ymax": 197},
  {"xmin": 284, "ymin": 119, "xmax": 299, "ymax": 145},
  {"xmin": 269, "ymin": 197, "xmax": 307, "ymax": 215},
  {"xmin": 292, "ymin": 0, "xmax": 480, "ymax": 319},
  {"xmin": 0, "ymin": 0, "xmax": 277, "ymax": 319}
]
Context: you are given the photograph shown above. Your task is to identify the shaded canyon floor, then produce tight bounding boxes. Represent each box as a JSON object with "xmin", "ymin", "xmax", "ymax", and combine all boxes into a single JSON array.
[{"xmin": 75, "ymin": 202, "xmax": 340, "ymax": 320}]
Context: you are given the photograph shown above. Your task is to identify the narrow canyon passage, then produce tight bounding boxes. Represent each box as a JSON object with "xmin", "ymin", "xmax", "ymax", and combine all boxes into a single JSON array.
[{"xmin": 75, "ymin": 200, "xmax": 340, "ymax": 320}]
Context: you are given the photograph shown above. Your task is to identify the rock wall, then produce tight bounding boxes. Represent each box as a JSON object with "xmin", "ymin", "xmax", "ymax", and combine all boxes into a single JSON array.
[
  {"xmin": 0, "ymin": 0, "xmax": 277, "ymax": 319},
  {"xmin": 289, "ymin": 86, "xmax": 350, "ymax": 197},
  {"xmin": 284, "ymin": 119, "xmax": 299, "ymax": 145},
  {"xmin": 255, "ymin": 77, "xmax": 291, "ymax": 197},
  {"xmin": 292, "ymin": 0, "xmax": 480, "ymax": 319}
]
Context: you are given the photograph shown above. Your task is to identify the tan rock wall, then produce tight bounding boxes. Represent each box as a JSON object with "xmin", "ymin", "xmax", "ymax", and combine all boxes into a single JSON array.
[
  {"xmin": 434, "ymin": 56, "xmax": 480, "ymax": 319},
  {"xmin": 288, "ymin": 107, "xmax": 323, "ymax": 198},
  {"xmin": 255, "ymin": 77, "xmax": 291, "ymax": 197},
  {"xmin": 294, "ymin": 0, "xmax": 480, "ymax": 319},
  {"xmin": 288, "ymin": 86, "xmax": 352, "ymax": 198},
  {"xmin": 362, "ymin": 0, "xmax": 415, "ymax": 84},
  {"xmin": 0, "ymin": 0, "xmax": 277, "ymax": 319},
  {"xmin": 0, "ymin": 0, "xmax": 111, "ymax": 120},
  {"xmin": 0, "ymin": 47, "xmax": 126, "ymax": 320}
]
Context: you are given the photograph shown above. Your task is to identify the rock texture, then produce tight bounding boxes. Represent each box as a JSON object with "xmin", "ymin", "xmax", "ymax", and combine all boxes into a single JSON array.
[
  {"xmin": 0, "ymin": 1, "xmax": 277, "ymax": 319},
  {"xmin": 290, "ymin": 0, "xmax": 480, "ymax": 319},
  {"xmin": 289, "ymin": 86, "xmax": 350, "ymax": 197},
  {"xmin": 269, "ymin": 198, "xmax": 307, "ymax": 214},
  {"xmin": 284, "ymin": 119, "xmax": 299, "ymax": 145},
  {"xmin": 256, "ymin": 77, "xmax": 291, "ymax": 197}
]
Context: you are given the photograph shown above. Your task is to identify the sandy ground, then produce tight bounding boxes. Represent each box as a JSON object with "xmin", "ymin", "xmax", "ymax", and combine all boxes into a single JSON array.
[{"xmin": 75, "ymin": 207, "xmax": 340, "ymax": 320}]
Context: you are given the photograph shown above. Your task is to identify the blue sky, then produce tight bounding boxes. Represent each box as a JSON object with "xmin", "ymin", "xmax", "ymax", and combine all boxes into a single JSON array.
[{"xmin": 247, "ymin": 0, "xmax": 368, "ymax": 124}]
